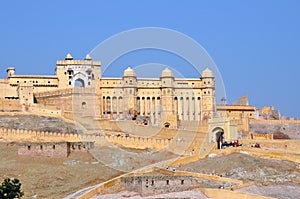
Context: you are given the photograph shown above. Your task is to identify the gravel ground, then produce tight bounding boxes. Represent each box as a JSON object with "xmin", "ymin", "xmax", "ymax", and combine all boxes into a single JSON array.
[
  {"xmin": 90, "ymin": 145, "xmax": 178, "ymax": 172},
  {"xmin": 0, "ymin": 142, "xmax": 122, "ymax": 199},
  {"xmin": 177, "ymin": 153, "xmax": 299, "ymax": 185},
  {"xmin": 237, "ymin": 185, "xmax": 300, "ymax": 199}
]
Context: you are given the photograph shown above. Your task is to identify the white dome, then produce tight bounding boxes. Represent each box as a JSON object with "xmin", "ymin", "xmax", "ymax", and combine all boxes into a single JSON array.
[
  {"xmin": 202, "ymin": 67, "xmax": 214, "ymax": 78},
  {"xmin": 123, "ymin": 66, "xmax": 136, "ymax": 77},
  {"xmin": 160, "ymin": 67, "xmax": 174, "ymax": 78},
  {"xmin": 85, "ymin": 54, "xmax": 92, "ymax": 60}
]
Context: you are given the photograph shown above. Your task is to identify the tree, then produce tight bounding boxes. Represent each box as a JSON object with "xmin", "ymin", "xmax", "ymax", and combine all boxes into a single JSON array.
[{"xmin": 0, "ymin": 178, "xmax": 24, "ymax": 199}]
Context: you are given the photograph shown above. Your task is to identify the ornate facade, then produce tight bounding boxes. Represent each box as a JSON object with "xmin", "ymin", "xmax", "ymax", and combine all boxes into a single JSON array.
[{"xmin": 0, "ymin": 54, "xmax": 216, "ymax": 127}]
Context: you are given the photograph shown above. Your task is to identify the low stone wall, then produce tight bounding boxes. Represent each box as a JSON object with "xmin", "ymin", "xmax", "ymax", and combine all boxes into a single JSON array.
[
  {"xmin": 77, "ymin": 168, "xmax": 244, "ymax": 199},
  {"xmin": 0, "ymin": 128, "xmax": 198, "ymax": 153},
  {"xmin": 17, "ymin": 141, "xmax": 94, "ymax": 158},
  {"xmin": 122, "ymin": 175, "xmax": 201, "ymax": 196},
  {"xmin": 18, "ymin": 142, "xmax": 69, "ymax": 157},
  {"xmin": 239, "ymin": 139, "xmax": 300, "ymax": 155},
  {"xmin": 250, "ymin": 133, "xmax": 273, "ymax": 140},
  {"xmin": 199, "ymin": 188, "xmax": 274, "ymax": 199}
]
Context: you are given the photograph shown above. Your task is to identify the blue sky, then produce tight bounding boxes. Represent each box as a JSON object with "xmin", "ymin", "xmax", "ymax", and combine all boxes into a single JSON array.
[{"xmin": 0, "ymin": 1, "xmax": 299, "ymax": 118}]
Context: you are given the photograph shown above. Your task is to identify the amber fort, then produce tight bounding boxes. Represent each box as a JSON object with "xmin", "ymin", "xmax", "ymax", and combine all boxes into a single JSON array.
[{"xmin": 0, "ymin": 53, "xmax": 300, "ymax": 199}]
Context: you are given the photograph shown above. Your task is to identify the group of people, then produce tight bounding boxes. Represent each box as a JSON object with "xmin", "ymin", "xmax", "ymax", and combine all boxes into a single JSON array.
[{"xmin": 221, "ymin": 140, "xmax": 242, "ymax": 148}]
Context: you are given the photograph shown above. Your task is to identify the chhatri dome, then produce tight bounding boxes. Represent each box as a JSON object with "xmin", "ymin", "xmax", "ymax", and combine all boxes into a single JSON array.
[
  {"xmin": 65, "ymin": 53, "xmax": 73, "ymax": 60},
  {"xmin": 160, "ymin": 67, "xmax": 174, "ymax": 78},
  {"xmin": 201, "ymin": 67, "xmax": 214, "ymax": 78},
  {"xmin": 85, "ymin": 54, "xmax": 92, "ymax": 60},
  {"xmin": 123, "ymin": 66, "xmax": 136, "ymax": 77}
]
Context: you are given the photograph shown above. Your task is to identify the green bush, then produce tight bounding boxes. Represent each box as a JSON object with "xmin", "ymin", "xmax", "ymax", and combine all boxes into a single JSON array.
[{"xmin": 0, "ymin": 178, "xmax": 24, "ymax": 199}]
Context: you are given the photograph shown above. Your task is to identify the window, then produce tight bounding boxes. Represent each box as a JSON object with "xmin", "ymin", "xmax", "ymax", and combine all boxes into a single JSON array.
[
  {"xmin": 166, "ymin": 180, "xmax": 169, "ymax": 185},
  {"xmin": 48, "ymin": 81, "xmax": 50, "ymax": 83},
  {"xmin": 53, "ymin": 145, "xmax": 55, "ymax": 149},
  {"xmin": 27, "ymin": 146, "xmax": 31, "ymax": 150},
  {"xmin": 151, "ymin": 180, "xmax": 154, "ymax": 186},
  {"xmin": 40, "ymin": 145, "xmax": 43, "ymax": 150},
  {"xmin": 181, "ymin": 180, "xmax": 184, "ymax": 185}
]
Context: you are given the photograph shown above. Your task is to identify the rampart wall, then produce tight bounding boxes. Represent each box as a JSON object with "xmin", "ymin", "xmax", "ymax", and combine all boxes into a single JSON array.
[
  {"xmin": 0, "ymin": 98, "xmax": 21, "ymax": 111},
  {"xmin": 31, "ymin": 104, "xmax": 61, "ymax": 116},
  {"xmin": 0, "ymin": 128, "xmax": 198, "ymax": 152}
]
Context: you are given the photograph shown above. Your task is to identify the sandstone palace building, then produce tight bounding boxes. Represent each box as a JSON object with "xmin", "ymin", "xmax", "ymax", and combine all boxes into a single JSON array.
[{"xmin": 0, "ymin": 54, "xmax": 216, "ymax": 128}]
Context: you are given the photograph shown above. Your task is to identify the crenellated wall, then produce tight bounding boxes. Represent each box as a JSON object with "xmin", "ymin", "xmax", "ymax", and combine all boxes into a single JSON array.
[{"xmin": 0, "ymin": 128, "xmax": 200, "ymax": 153}]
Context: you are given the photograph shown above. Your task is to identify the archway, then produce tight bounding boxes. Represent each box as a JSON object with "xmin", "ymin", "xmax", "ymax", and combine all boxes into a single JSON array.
[
  {"xmin": 213, "ymin": 127, "xmax": 224, "ymax": 149},
  {"xmin": 75, "ymin": 78, "xmax": 85, "ymax": 87},
  {"xmin": 163, "ymin": 122, "xmax": 170, "ymax": 128}
]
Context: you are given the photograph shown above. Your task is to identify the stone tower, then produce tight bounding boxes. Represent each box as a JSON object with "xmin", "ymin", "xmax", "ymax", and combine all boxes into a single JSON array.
[
  {"xmin": 55, "ymin": 53, "xmax": 101, "ymax": 88},
  {"xmin": 122, "ymin": 67, "xmax": 137, "ymax": 118},
  {"xmin": 160, "ymin": 67, "xmax": 177, "ymax": 127},
  {"xmin": 201, "ymin": 67, "xmax": 216, "ymax": 120}
]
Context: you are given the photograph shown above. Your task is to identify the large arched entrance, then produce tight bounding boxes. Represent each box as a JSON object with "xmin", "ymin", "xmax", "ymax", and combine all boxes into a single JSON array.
[
  {"xmin": 213, "ymin": 127, "xmax": 224, "ymax": 149},
  {"xmin": 75, "ymin": 78, "xmax": 85, "ymax": 87}
]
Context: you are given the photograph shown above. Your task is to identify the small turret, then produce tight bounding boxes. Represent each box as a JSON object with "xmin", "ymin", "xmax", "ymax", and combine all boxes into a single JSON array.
[
  {"xmin": 85, "ymin": 54, "xmax": 92, "ymax": 60},
  {"xmin": 7, "ymin": 67, "xmax": 15, "ymax": 77},
  {"xmin": 123, "ymin": 66, "xmax": 136, "ymax": 77},
  {"xmin": 65, "ymin": 53, "xmax": 73, "ymax": 60},
  {"xmin": 201, "ymin": 67, "xmax": 214, "ymax": 78}
]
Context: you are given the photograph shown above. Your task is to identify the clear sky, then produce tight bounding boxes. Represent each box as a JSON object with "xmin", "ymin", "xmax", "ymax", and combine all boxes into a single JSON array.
[{"xmin": 0, "ymin": 1, "xmax": 299, "ymax": 118}]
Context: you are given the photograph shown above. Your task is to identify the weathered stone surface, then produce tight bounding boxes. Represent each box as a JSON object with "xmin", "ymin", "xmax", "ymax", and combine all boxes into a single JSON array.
[
  {"xmin": 249, "ymin": 122, "xmax": 300, "ymax": 139},
  {"xmin": 0, "ymin": 114, "xmax": 81, "ymax": 134}
]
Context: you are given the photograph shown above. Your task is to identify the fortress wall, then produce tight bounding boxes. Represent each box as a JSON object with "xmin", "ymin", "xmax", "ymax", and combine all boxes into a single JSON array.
[
  {"xmin": 0, "ymin": 79, "xmax": 17, "ymax": 98},
  {"xmin": 250, "ymin": 133, "xmax": 273, "ymax": 140},
  {"xmin": 239, "ymin": 139, "xmax": 300, "ymax": 155},
  {"xmin": 0, "ymin": 98, "xmax": 22, "ymax": 111},
  {"xmin": 0, "ymin": 127, "xmax": 195, "ymax": 152},
  {"xmin": 34, "ymin": 87, "xmax": 96, "ymax": 98},
  {"xmin": 97, "ymin": 119, "xmax": 207, "ymax": 140},
  {"xmin": 0, "ymin": 128, "xmax": 81, "ymax": 142},
  {"xmin": 31, "ymin": 105, "xmax": 61, "ymax": 116},
  {"xmin": 249, "ymin": 120, "xmax": 300, "ymax": 139}
]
